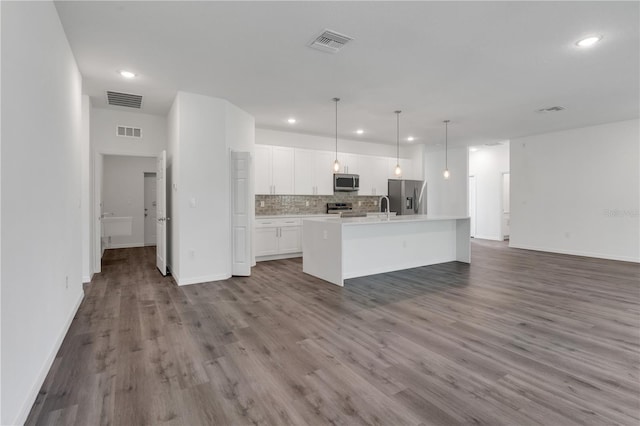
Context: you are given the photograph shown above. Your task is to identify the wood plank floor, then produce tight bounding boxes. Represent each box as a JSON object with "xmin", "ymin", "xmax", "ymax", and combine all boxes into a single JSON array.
[{"xmin": 26, "ymin": 240, "xmax": 640, "ymax": 425}]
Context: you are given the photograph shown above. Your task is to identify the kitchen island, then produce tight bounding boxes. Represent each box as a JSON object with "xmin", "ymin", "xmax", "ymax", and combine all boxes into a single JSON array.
[{"xmin": 302, "ymin": 215, "xmax": 470, "ymax": 286}]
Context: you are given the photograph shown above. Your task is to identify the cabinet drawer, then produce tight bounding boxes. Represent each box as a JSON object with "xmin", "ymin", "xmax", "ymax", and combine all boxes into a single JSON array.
[{"xmin": 255, "ymin": 218, "xmax": 301, "ymax": 228}]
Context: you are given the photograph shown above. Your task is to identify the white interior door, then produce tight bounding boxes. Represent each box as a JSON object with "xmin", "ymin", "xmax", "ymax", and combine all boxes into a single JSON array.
[
  {"xmin": 144, "ymin": 173, "xmax": 157, "ymax": 245},
  {"xmin": 231, "ymin": 151, "xmax": 251, "ymax": 276},
  {"xmin": 469, "ymin": 175, "xmax": 477, "ymax": 238},
  {"xmin": 156, "ymin": 150, "xmax": 167, "ymax": 275}
]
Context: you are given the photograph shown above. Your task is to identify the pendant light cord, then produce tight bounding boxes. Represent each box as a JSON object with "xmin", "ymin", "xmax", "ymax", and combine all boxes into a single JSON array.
[
  {"xmin": 395, "ymin": 110, "xmax": 401, "ymax": 163},
  {"xmin": 334, "ymin": 98, "xmax": 340, "ymax": 162},
  {"xmin": 444, "ymin": 120, "xmax": 450, "ymax": 169}
]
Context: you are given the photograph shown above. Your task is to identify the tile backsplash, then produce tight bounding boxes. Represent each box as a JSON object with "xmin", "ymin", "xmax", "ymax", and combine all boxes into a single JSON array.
[{"xmin": 256, "ymin": 194, "xmax": 383, "ymax": 216}]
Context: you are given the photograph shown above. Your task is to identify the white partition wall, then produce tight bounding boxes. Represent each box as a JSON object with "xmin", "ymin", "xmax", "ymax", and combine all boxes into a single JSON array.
[
  {"xmin": 1, "ymin": 2, "xmax": 84, "ymax": 423},
  {"xmin": 167, "ymin": 92, "xmax": 255, "ymax": 285},
  {"xmin": 510, "ymin": 119, "xmax": 639, "ymax": 262}
]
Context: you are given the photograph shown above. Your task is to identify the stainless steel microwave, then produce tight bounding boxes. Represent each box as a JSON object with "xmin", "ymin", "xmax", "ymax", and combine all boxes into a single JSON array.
[{"xmin": 334, "ymin": 173, "xmax": 360, "ymax": 192}]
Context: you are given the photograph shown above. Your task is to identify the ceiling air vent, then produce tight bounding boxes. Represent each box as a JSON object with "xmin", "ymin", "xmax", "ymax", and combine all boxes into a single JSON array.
[
  {"xmin": 106, "ymin": 91, "xmax": 143, "ymax": 109},
  {"xmin": 537, "ymin": 106, "xmax": 566, "ymax": 113},
  {"xmin": 116, "ymin": 125, "xmax": 142, "ymax": 139},
  {"xmin": 308, "ymin": 29, "xmax": 353, "ymax": 53}
]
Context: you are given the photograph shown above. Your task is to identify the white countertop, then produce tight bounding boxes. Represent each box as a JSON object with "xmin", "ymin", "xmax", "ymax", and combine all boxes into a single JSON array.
[{"xmin": 303, "ymin": 214, "xmax": 470, "ymax": 226}]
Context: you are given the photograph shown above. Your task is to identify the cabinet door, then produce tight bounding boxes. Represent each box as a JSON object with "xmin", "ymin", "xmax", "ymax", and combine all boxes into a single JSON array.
[
  {"xmin": 313, "ymin": 151, "xmax": 334, "ymax": 195},
  {"xmin": 255, "ymin": 145, "xmax": 273, "ymax": 194},
  {"xmin": 279, "ymin": 226, "xmax": 301, "ymax": 253},
  {"xmin": 337, "ymin": 152, "xmax": 359, "ymax": 174},
  {"xmin": 357, "ymin": 155, "xmax": 375, "ymax": 195},
  {"xmin": 387, "ymin": 157, "xmax": 413, "ymax": 180},
  {"xmin": 294, "ymin": 149, "xmax": 314, "ymax": 195},
  {"xmin": 272, "ymin": 146, "xmax": 294, "ymax": 194},
  {"xmin": 254, "ymin": 227, "xmax": 278, "ymax": 256},
  {"xmin": 370, "ymin": 156, "xmax": 390, "ymax": 196}
]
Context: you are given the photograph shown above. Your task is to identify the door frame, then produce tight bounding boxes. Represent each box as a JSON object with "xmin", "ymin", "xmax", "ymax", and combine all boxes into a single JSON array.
[
  {"xmin": 92, "ymin": 150, "xmax": 162, "ymax": 274},
  {"xmin": 468, "ymin": 175, "xmax": 477, "ymax": 238}
]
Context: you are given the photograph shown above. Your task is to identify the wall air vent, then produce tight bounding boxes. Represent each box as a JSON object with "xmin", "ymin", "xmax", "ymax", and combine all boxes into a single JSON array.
[
  {"xmin": 106, "ymin": 91, "xmax": 143, "ymax": 109},
  {"xmin": 308, "ymin": 29, "xmax": 353, "ymax": 53},
  {"xmin": 116, "ymin": 125, "xmax": 142, "ymax": 138},
  {"xmin": 537, "ymin": 106, "xmax": 566, "ymax": 113}
]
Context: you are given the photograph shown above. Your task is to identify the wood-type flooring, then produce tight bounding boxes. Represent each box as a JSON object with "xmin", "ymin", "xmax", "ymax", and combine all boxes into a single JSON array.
[{"xmin": 26, "ymin": 240, "xmax": 640, "ymax": 425}]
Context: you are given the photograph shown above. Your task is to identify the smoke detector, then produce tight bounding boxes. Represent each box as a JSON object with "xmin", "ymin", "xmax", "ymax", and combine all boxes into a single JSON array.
[
  {"xmin": 106, "ymin": 91, "xmax": 143, "ymax": 109},
  {"xmin": 308, "ymin": 29, "xmax": 353, "ymax": 53},
  {"xmin": 537, "ymin": 106, "xmax": 566, "ymax": 113}
]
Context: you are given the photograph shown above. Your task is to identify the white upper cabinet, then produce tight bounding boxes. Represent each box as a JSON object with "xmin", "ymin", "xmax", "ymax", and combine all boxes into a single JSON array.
[
  {"xmin": 359, "ymin": 156, "xmax": 389, "ymax": 196},
  {"xmin": 387, "ymin": 157, "xmax": 415, "ymax": 180},
  {"xmin": 294, "ymin": 149, "xmax": 334, "ymax": 195},
  {"xmin": 337, "ymin": 152, "xmax": 359, "ymax": 174},
  {"xmin": 254, "ymin": 145, "xmax": 272, "ymax": 195},
  {"xmin": 255, "ymin": 145, "xmax": 294, "ymax": 194},
  {"xmin": 313, "ymin": 151, "xmax": 335, "ymax": 195}
]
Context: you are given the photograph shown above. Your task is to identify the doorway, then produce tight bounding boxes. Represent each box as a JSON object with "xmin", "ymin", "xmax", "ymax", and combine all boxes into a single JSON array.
[{"xmin": 144, "ymin": 172, "xmax": 157, "ymax": 246}]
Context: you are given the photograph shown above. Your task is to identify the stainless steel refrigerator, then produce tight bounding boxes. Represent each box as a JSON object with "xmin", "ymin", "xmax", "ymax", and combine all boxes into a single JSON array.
[{"xmin": 388, "ymin": 179, "xmax": 426, "ymax": 215}]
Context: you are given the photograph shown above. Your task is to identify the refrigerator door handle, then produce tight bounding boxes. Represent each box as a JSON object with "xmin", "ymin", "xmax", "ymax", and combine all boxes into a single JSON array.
[{"xmin": 417, "ymin": 180, "xmax": 427, "ymax": 214}]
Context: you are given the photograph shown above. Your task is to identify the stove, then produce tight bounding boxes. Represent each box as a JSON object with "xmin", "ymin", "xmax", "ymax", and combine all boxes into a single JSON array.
[{"xmin": 327, "ymin": 202, "xmax": 352, "ymax": 214}]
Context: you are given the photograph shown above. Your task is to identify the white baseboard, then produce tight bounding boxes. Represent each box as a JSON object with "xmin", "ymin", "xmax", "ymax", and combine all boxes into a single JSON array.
[
  {"xmin": 178, "ymin": 272, "xmax": 231, "ymax": 286},
  {"xmin": 473, "ymin": 234, "xmax": 504, "ymax": 241},
  {"xmin": 256, "ymin": 252, "xmax": 302, "ymax": 262},
  {"xmin": 82, "ymin": 273, "xmax": 93, "ymax": 284},
  {"xmin": 508, "ymin": 242, "xmax": 640, "ymax": 263},
  {"xmin": 107, "ymin": 243, "xmax": 145, "ymax": 249},
  {"xmin": 14, "ymin": 289, "xmax": 85, "ymax": 426}
]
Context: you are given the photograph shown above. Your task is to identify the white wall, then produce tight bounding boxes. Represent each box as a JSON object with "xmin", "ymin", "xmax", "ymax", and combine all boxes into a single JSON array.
[
  {"xmin": 510, "ymin": 119, "xmax": 640, "ymax": 262},
  {"xmin": 256, "ymin": 128, "xmax": 423, "ymax": 171},
  {"xmin": 424, "ymin": 147, "xmax": 468, "ymax": 217},
  {"xmin": 1, "ymin": 2, "xmax": 84, "ymax": 424},
  {"xmin": 469, "ymin": 143, "xmax": 510, "ymax": 240},
  {"xmin": 81, "ymin": 95, "xmax": 92, "ymax": 282},
  {"xmin": 91, "ymin": 107, "xmax": 167, "ymax": 156},
  {"xmin": 103, "ymin": 155, "xmax": 157, "ymax": 248},
  {"xmin": 167, "ymin": 91, "xmax": 254, "ymax": 285}
]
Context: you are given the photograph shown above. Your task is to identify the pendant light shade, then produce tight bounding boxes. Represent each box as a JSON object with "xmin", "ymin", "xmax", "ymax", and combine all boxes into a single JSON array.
[
  {"xmin": 394, "ymin": 110, "xmax": 402, "ymax": 176},
  {"xmin": 332, "ymin": 98, "xmax": 340, "ymax": 172},
  {"xmin": 443, "ymin": 120, "xmax": 450, "ymax": 179}
]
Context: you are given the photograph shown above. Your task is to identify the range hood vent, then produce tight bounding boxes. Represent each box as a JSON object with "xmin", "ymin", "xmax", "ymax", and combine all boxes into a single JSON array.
[
  {"xmin": 106, "ymin": 91, "xmax": 143, "ymax": 109},
  {"xmin": 537, "ymin": 106, "xmax": 566, "ymax": 113},
  {"xmin": 309, "ymin": 29, "xmax": 353, "ymax": 53}
]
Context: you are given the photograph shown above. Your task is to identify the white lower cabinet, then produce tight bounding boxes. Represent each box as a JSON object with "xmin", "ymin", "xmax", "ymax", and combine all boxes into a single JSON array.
[{"xmin": 255, "ymin": 218, "xmax": 302, "ymax": 258}]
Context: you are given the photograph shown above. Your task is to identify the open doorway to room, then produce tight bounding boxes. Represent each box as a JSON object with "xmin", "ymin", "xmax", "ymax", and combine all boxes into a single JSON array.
[{"xmin": 468, "ymin": 142, "xmax": 510, "ymax": 241}]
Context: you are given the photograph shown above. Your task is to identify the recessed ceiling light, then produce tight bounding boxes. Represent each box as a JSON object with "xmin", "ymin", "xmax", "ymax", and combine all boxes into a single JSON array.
[
  {"xmin": 356, "ymin": 129, "xmax": 364, "ymax": 135},
  {"xmin": 287, "ymin": 118, "xmax": 296, "ymax": 124},
  {"xmin": 469, "ymin": 147, "xmax": 478, "ymax": 152},
  {"xmin": 119, "ymin": 70, "xmax": 136, "ymax": 79},
  {"xmin": 407, "ymin": 136, "xmax": 415, "ymax": 142},
  {"xmin": 576, "ymin": 35, "xmax": 602, "ymax": 48}
]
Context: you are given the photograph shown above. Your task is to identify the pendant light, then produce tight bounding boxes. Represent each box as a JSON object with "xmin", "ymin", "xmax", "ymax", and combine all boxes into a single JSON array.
[
  {"xmin": 394, "ymin": 110, "xmax": 402, "ymax": 176},
  {"xmin": 332, "ymin": 97, "xmax": 341, "ymax": 172},
  {"xmin": 443, "ymin": 119, "xmax": 451, "ymax": 179}
]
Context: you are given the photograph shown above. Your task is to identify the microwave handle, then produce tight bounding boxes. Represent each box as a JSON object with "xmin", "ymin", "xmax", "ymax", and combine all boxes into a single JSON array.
[{"xmin": 352, "ymin": 176, "xmax": 355, "ymax": 189}]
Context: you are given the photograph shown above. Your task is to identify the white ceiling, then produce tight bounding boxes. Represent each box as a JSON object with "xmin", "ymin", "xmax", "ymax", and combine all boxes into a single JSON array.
[{"xmin": 55, "ymin": 1, "xmax": 639, "ymax": 147}]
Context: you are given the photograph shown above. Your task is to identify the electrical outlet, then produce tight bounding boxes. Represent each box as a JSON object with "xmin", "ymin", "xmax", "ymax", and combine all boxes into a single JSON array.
[
  {"xmin": 260, "ymin": 201, "xmax": 265, "ymax": 207},
  {"xmin": 323, "ymin": 230, "xmax": 328, "ymax": 240},
  {"xmin": 305, "ymin": 201, "xmax": 309, "ymax": 207},
  {"xmin": 189, "ymin": 249, "xmax": 195, "ymax": 259},
  {"xmin": 65, "ymin": 276, "xmax": 69, "ymax": 289},
  {"xmin": 374, "ymin": 200, "xmax": 378, "ymax": 206},
  {"xmin": 358, "ymin": 201, "xmax": 362, "ymax": 206}
]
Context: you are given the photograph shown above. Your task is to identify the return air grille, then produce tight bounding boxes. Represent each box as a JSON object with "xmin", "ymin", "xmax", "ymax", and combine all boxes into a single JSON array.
[
  {"xmin": 106, "ymin": 91, "xmax": 143, "ymax": 109},
  {"xmin": 308, "ymin": 29, "xmax": 353, "ymax": 53},
  {"xmin": 116, "ymin": 125, "xmax": 142, "ymax": 138}
]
